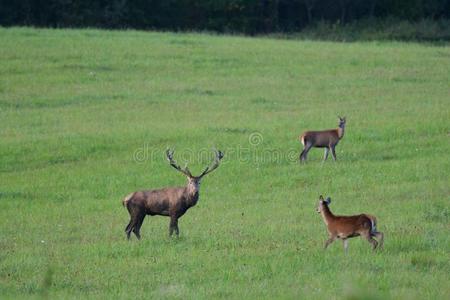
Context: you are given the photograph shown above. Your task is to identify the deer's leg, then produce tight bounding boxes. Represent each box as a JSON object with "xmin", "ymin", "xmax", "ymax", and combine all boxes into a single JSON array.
[
  {"xmin": 125, "ymin": 221, "xmax": 132, "ymax": 233},
  {"xmin": 300, "ymin": 148, "xmax": 307, "ymax": 161},
  {"xmin": 132, "ymin": 213, "xmax": 146, "ymax": 240},
  {"xmin": 323, "ymin": 148, "xmax": 330, "ymax": 161},
  {"xmin": 169, "ymin": 216, "xmax": 179, "ymax": 237},
  {"xmin": 373, "ymin": 232, "xmax": 384, "ymax": 250},
  {"xmin": 330, "ymin": 146, "xmax": 337, "ymax": 161},
  {"xmin": 300, "ymin": 142, "xmax": 313, "ymax": 162},
  {"xmin": 363, "ymin": 232, "xmax": 378, "ymax": 250},
  {"xmin": 126, "ymin": 218, "xmax": 136, "ymax": 240},
  {"xmin": 126, "ymin": 205, "xmax": 141, "ymax": 240},
  {"xmin": 324, "ymin": 236, "xmax": 336, "ymax": 249},
  {"xmin": 342, "ymin": 239, "xmax": 349, "ymax": 253}
]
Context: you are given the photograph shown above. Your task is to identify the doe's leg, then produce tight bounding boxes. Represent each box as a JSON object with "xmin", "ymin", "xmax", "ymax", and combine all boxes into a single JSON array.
[
  {"xmin": 324, "ymin": 236, "xmax": 336, "ymax": 249},
  {"xmin": 300, "ymin": 142, "xmax": 313, "ymax": 162},
  {"xmin": 323, "ymin": 148, "xmax": 330, "ymax": 161},
  {"xmin": 331, "ymin": 146, "xmax": 337, "ymax": 161},
  {"xmin": 363, "ymin": 232, "xmax": 378, "ymax": 250},
  {"xmin": 342, "ymin": 239, "xmax": 349, "ymax": 253},
  {"xmin": 373, "ymin": 232, "xmax": 384, "ymax": 250}
]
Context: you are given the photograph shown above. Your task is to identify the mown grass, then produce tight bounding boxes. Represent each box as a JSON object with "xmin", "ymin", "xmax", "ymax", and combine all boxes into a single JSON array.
[{"xmin": 0, "ymin": 27, "xmax": 449, "ymax": 299}]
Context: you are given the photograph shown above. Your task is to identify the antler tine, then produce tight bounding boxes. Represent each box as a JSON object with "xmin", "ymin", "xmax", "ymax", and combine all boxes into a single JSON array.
[
  {"xmin": 166, "ymin": 149, "xmax": 191, "ymax": 176},
  {"xmin": 199, "ymin": 149, "xmax": 224, "ymax": 178},
  {"xmin": 183, "ymin": 162, "xmax": 193, "ymax": 177}
]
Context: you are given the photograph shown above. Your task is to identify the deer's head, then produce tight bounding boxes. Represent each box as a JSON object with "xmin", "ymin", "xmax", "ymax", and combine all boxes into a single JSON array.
[
  {"xmin": 338, "ymin": 116, "xmax": 346, "ymax": 128},
  {"xmin": 317, "ymin": 195, "xmax": 331, "ymax": 213},
  {"xmin": 166, "ymin": 149, "xmax": 224, "ymax": 193}
]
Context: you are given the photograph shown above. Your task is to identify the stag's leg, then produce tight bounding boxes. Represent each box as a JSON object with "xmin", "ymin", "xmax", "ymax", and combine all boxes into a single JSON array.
[
  {"xmin": 373, "ymin": 232, "xmax": 384, "ymax": 250},
  {"xmin": 126, "ymin": 218, "xmax": 136, "ymax": 240},
  {"xmin": 324, "ymin": 236, "xmax": 336, "ymax": 249},
  {"xmin": 125, "ymin": 221, "xmax": 132, "ymax": 234},
  {"xmin": 300, "ymin": 142, "xmax": 313, "ymax": 162},
  {"xmin": 132, "ymin": 213, "xmax": 146, "ymax": 240},
  {"xmin": 125, "ymin": 205, "xmax": 141, "ymax": 240},
  {"xmin": 299, "ymin": 149, "xmax": 306, "ymax": 161},
  {"xmin": 169, "ymin": 216, "xmax": 179, "ymax": 237},
  {"xmin": 323, "ymin": 148, "xmax": 330, "ymax": 161},
  {"xmin": 331, "ymin": 146, "xmax": 337, "ymax": 161},
  {"xmin": 342, "ymin": 239, "xmax": 349, "ymax": 253}
]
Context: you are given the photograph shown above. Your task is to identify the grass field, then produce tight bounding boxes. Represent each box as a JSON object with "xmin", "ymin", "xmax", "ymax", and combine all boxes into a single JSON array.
[{"xmin": 0, "ymin": 27, "xmax": 449, "ymax": 299}]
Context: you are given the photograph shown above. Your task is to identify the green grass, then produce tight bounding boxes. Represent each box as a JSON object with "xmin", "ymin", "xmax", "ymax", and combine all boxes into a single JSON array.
[{"xmin": 0, "ymin": 27, "xmax": 449, "ymax": 299}]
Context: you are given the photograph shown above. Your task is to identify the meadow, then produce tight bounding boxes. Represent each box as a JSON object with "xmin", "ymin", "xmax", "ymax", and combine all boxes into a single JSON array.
[{"xmin": 0, "ymin": 27, "xmax": 449, "ymax": 299}]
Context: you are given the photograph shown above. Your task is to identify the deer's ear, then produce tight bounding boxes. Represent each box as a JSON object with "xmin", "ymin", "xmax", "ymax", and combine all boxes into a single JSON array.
[
  {"xmin": 325, "ymin": 197, "xmax": 331, "ymax": 204},
  {"xmin": 319, "ymin": 195, "xmax": 324, "ymax": 200}
]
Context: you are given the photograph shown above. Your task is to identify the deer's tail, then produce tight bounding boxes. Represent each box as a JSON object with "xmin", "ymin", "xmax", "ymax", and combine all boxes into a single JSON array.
[
  {"xmin": 365, "ymin": 214, "xmax": 378, "ymax": 234},
  {"xmin": 122, "ymin": 193, "xmax": 135, "ymax": 207},
  {"xmin": 300, "ymin": 134, "xmax": 306, "ymax": 146}
]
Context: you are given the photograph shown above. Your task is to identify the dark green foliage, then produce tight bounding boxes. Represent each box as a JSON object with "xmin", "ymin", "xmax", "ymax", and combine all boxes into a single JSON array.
[{"xmin": 0, "ymin": 0, "xmax": 448, "ymax": 33}]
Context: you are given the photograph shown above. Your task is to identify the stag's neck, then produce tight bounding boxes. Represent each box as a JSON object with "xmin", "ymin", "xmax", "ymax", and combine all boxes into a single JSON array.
[
  {"xmin": 185, "ymin": 186, "xmax": 200, "ymax": 207},
  {"xmin": 320, "ymin": 205, "xmax": 335, "ymax": 226}
]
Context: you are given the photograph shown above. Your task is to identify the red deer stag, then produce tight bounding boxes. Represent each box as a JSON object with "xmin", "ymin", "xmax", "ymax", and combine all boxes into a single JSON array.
[
  {"xmin": 299, "ymin": 116, "xmax": 346, "ymax": 162},
  {"xmin": 123, "ymin": 149, "xmax": 224, "ymax": 239},
  {"xmin": 317, "ymin": 195, "xmax": 384, "ymax": 252}
]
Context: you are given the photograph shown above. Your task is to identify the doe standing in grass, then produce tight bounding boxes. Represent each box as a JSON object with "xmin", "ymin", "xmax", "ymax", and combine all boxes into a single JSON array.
[
  {"xmin": 316, "ymin": 195, "xmax": 384, "ymax": 252},
  {"xmin": 123, "ymin": 149, "xmax": 223, "ymax": 239},
  {"xmin": 299, "ymin": 116, "xmax": 346, "ymax": 162}
]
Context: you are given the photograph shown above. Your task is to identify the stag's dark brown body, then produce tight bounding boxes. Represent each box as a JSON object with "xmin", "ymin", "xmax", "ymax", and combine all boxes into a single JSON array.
[
  {"xmin": 125, "ymin": 188, "xmax": 199, "ymax": 217},
  {"xmin": 317, "ymin": 196, "xmax": 384, "ymax": 252},
  {"xmin": 123, "ymin": 149, "xmax": 223, "ymax": 239},
  {"xmin": 300, "ymin": 117, "xmax": 346, "ymax": 162}
]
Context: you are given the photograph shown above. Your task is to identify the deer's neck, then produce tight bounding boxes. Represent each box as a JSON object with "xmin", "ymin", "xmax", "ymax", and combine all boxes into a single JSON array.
[
  {"xmin": 185, "ymin": 185, "xmax": 200, "ymax": 207},
  {"xmin": 320, "ymin": 205, "xmax": 335, "ymax": 226},
  {"xmin": 337, "ymin": 127, "xmax": 345, "ymax": 139}
]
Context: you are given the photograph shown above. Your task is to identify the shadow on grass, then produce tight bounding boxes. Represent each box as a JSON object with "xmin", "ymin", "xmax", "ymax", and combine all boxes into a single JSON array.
[{"xmin": 265, "ymin": 18, "xmax": 450, "ymax": 46}]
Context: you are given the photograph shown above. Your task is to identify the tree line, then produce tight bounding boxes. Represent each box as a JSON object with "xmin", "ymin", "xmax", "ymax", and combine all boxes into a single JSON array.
[{"xmin": 1, "ymin": 0, "xmax": 448, "ymax": 34}]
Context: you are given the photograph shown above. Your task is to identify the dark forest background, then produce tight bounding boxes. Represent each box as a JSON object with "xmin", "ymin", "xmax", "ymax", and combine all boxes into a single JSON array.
[{"xmin": 0, "ymin": 0, "xmax": 449, "ymax": 34}]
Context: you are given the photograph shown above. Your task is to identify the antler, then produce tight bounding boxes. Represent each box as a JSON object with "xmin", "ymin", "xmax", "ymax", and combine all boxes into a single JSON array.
[
  {"xmin": 199, "ymin": 149, "xmax": 224, "ymax": 178},
  {"xmin": 166, "ymin": 149, "xmax": 192, "ymax": 177}
]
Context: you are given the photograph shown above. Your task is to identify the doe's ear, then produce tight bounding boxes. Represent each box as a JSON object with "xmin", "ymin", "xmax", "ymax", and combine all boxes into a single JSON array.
[
  {"xmin": 319, "ymin": 195, "xmax": 324, "ymax": 201},
  {"xmin": 325, "ymin": 197, "xmax": 331, "ymax": 204}
]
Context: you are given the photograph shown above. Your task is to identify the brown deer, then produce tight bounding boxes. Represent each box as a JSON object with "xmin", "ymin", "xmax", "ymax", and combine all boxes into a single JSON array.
[
  {"xmin": 316, "ymin": 195, "xmax": 384, "ymax": 252},
  {"xmin": 299, "ymin": 116, "xmax": 346, "ymax": 162},
  {"xmin": 123, "ymin": 149, "xmax": 224, "ymax": 239}
]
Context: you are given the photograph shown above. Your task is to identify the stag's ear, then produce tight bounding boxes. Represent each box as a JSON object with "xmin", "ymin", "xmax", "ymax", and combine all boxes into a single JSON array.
[{"xmin": 325, "ymin": 197, "xmax": 331, "ymax": 204}]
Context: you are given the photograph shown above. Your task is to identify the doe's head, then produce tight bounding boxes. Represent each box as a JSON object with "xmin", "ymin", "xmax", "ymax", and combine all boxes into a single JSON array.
[
  {"xmin": 338, "ymin": 116, "xmax": 346, "ymax": 128},
  {"xmin": 317, "ymin": 195, "xmax": 331, "ymax": 213}
]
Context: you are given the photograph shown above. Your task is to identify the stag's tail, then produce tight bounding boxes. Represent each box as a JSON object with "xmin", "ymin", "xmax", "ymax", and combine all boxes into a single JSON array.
[
  {"xmin": 300, "ymin": 134, "xmax": 306, "ymax": 146},
  {"xmin": 122, "ymin": 193, "xmax": 135, "ymax": 207}
]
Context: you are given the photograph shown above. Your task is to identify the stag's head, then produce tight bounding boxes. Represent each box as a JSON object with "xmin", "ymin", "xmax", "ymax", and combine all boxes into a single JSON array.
[
  {"xmin": 166, "ymin": 149, "xmax": 224, "ymax": 191},
  {"xmin": 338, "ymin": 116, "xmax": 346, "ymax": 128},
  {"xmin": 317, "ymin": 195, "xmax": 331, "ymax": 213}
]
